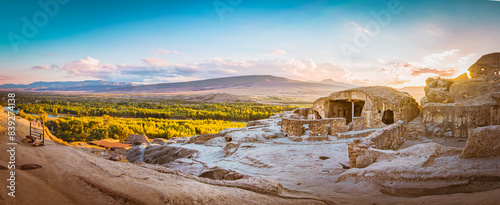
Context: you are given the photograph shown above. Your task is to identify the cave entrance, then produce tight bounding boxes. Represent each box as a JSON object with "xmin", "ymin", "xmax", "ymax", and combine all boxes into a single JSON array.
[
  {"xmin": 327, "ymin": 100, "xmax": 365, "ymax": 124},
  {"xmin": 382, "ymin": 110, "xmax": 394, "ymax": 125}
]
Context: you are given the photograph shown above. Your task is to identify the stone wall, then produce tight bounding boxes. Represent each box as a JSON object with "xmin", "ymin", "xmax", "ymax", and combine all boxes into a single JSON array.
[
  {"xmin": 461, "ymin": 125, "xmax": 500, "ymax": 158},
  {"xmin": 347, "ymin": 120, "xmax": 406, "ymax": 168},
  {"xmin": 422, "ymin": 103, "xmax": 500, "ymax": 138},
  {"xmin": 281, "ymin": 117, "xmax": 347, "ymax": 137},
  {"xmin": 351, "ymin": 117, "xmax": 366, "ymax": 131}
]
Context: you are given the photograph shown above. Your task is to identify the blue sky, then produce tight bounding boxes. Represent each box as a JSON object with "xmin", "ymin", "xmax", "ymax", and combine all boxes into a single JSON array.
[{"xmin": 1, "ymin": 0, "xmax": 499, "ymax": 87}]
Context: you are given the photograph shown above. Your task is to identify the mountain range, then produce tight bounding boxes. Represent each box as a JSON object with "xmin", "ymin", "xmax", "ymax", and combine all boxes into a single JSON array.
[
  {"xmin": 0, "ymin": 75, "xmax": 356, "ymax": 99},
  {"xmin": 0, "ymin": 75, "xmax": 426, "ymax": 101},
  {"xmin": 98, "ymin": 75, "xmax": 358, "ymax": 98},
  {"xmin": 0, "ymin": 80, "xmax": 135, "ymax": 92}
]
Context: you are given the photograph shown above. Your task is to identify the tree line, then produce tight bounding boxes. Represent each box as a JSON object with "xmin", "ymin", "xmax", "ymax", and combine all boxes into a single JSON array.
[
  {"xmin": 46, "ymin": 115, "xmax": 246, "ymax": 142},
  {"xmin": 17, "ymin": 100, "xmax": 297, "ymax": 121}
]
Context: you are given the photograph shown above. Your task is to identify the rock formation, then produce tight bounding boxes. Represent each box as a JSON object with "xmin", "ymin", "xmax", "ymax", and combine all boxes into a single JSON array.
[
  {"xmin": 461, "ymin": 125, "xmax": 500, "ymax": 157},
  {"xmin": 421, "ymin": 53, "xmax": 500, "ymax": 138},
  {"xmin": 468, "ymin": 52, "xmax": 500, "ymax": 80},
  {"xmin": 125, "ymin": 134, "xmax": 149, "ymax": 145}
]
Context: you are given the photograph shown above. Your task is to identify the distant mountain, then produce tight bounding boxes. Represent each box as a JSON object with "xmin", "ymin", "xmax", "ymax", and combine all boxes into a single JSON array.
[
  {"xmin": 0, "ymin": 75, "xmax": 358, "ymax": 100},
  {"xmin": 102, "ymin": 75, "xmax": 357, "ymax": 99},
  {"xmin": 311, "ymin": 79, "xmax": 356, "ymax": 87},
  {"xmin": 0, "ymin": 80, "xmax": 135, "ymax": 92}
]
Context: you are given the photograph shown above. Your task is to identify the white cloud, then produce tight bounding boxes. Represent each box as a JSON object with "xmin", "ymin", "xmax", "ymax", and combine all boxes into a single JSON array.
[
  {"xmin": 423, "ymin": 49, "xmax": 460, "ymax": 65},
  {"xmin": 154, "ymin": 49, "xmax": 181, "ymax": 55},
  {"xmin": 140, "ymin": 58, "xmax": 167, "ymax": 66},
  {"xmin": 202, "ymin": 57, "xmax": 254, "ymax": 67},
  {"xmin": 271, "ymin": 49, "xmax": 287, "ymax": 54}
]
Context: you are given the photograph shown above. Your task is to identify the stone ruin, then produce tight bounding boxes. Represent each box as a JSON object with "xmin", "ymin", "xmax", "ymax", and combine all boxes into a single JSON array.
[
  {"xmin": 468, "ymin": 52, "xmax": 500, "ymax": 81},
  {"xmin": 281, "ymin": 53, "xmax": 500, "ymax": 168},
  {"xmin": 281, "ymin": 86, "xmax": 420, "ymax": 139}
]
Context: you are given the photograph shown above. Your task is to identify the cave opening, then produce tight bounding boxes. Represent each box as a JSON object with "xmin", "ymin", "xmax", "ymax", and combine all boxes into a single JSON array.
[{"xmin": 382, "ymin": 110, "xmax": 394, "ymax": 125}]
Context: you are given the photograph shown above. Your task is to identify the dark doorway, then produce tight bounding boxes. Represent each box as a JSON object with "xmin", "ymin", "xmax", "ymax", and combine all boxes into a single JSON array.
[
  {"xmin": 314, "ymin": 111, "xmax": 321, "ymax": 119},
  {"xmin": 353, "ymin": 101, "xmax": 365, "ymax": 117},
  {"xmin": 382, "ymin": 110, "xmax": 394, "ymax": 124}
]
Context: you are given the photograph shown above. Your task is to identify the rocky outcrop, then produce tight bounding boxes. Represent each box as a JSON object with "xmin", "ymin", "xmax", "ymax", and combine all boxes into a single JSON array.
[
  {"xmin": 468, "ymin": 52, "xmax": 500, "ymax": 80},
  {"xmin": 152, "ymin": 138, "xmax": 166, "ymax": 145},
  {"xmin": 421, "ymin": 77, "xmax": 454, "ymax": 105},
  {"xmin": 126, "ymin": 144, "xmax": 199, "ymax": 164},
  {"xmin": 199, "ymin": 167, "xmax": 246, "ymax": 180},
  {"xmin": 421, "ymin": 54, "xmax": 500, "ymax": 138},
  {"xmin": 186, "ymin": 133, "xmax": 223, "ymax": 144},
  {"xmin": 461, "ymin": 125, "xmax": 500, "ymax": 158},
  {"xmin": 125, "ymin": 134, "xmax": 149, "ymax": 145}
]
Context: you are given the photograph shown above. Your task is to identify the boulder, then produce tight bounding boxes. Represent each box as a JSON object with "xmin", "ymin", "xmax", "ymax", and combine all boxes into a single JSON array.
[
  {"xmin": 126, "ymin": 144, "xmax": 199, "ymax": 164},
  {"xmin": 125, "ymin": 134, "xmax": 149, "ymax": 145},
  {"xmin": 461, "ymin": 125, "xmax": 500, "ymax": 158},
  {"xmin": 32, "ymin": 140, "xmax": 43, "ymax": 147},
  {"xmin": 152, "ymin": 138, "xmax": 166, "ymax": 145},
  {"xmin": 126, "ymin": 144, "xmax": 148, "ymax": 163},
  {"xmin": 453, "ymin": 73, "xmax": 469, "ymax": 83},
  {"xmin": 199, "ymin": 167, "xmax": 246, "ymax": 180},
  {"xmin": 426, "ymin": 89, "xmax": 454, "ymax": 103}
]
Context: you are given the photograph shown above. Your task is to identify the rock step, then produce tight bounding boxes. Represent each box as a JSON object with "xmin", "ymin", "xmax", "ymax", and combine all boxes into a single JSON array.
[{"xmin": 336, "ymin": 128, "xmax": 381, "ymax": 139}]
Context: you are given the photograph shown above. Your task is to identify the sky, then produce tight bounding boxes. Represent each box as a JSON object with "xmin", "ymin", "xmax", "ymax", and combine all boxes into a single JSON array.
[{"xmin": 1, "ymin": 0, "xmax": 500, "ymax": 88}]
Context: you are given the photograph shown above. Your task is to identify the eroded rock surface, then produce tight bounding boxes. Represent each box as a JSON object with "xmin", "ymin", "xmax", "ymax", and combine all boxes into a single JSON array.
[
  {"xmin": 462, "ymin": 125, "xmax": 500, "ymax": 158},
  {"xmin": 127, "ymin": 144, "xmax": 199, "ymax": 164},
  {"xmin": 125, "ymin": 134, "xmax": 149, "ymax": 145}
]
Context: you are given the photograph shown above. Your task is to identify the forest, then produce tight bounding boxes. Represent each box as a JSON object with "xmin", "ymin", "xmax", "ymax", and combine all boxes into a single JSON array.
[
  {"xmin": 14, "ymin": 96, "xmax": 299, "ymax": 142},
  {"xmin": 46, "ymin": 116, "xmax": 246, "ymax": 142},
  {"xmin": 17, "ymin": 100, "xmax": 296, "ymax": 121}
]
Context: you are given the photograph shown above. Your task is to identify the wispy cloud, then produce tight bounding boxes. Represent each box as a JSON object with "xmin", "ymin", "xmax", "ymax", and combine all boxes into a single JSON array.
[
  {"xmin": 46, "ymin": 53, "xmax": 57, "ymax": 56},
  {"xmin": 31, "ymin": 65, "xmax": 50, "ymax": 70},
  {"xmin": 271, "ymin": 49, "xmax": 287, "ymax": 54},
  {"xmin": 376, "ymin": 49, "xmax": 474, "ymax": 86},
  {"xmin": 423, "ymin": 49, "xmax": 460, "ymax": 65},
  {"xmin": 140, "ymin": 58, "xmax": 167, "ymax": 66},
  {"xmin": 0, "ymin": 75, "xmax": 10, "ymax": 81},
  {"xmin": 381, "ymin": 62, "xmax": 457, "ymax": 77},
  {"xmin": 154, "ymin": 49, "xmax": 180, "ymax": 55},
  {"xmin": 458, "ymin": 54, "xmax": 475, "ymax": 65},
  {"xmin": 30, "ymin": 56, "xmax": 252, "ymax": 83},
  {"xmin": 350, "ymin": 22, "xmax": 369, "ymax": 34}
]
